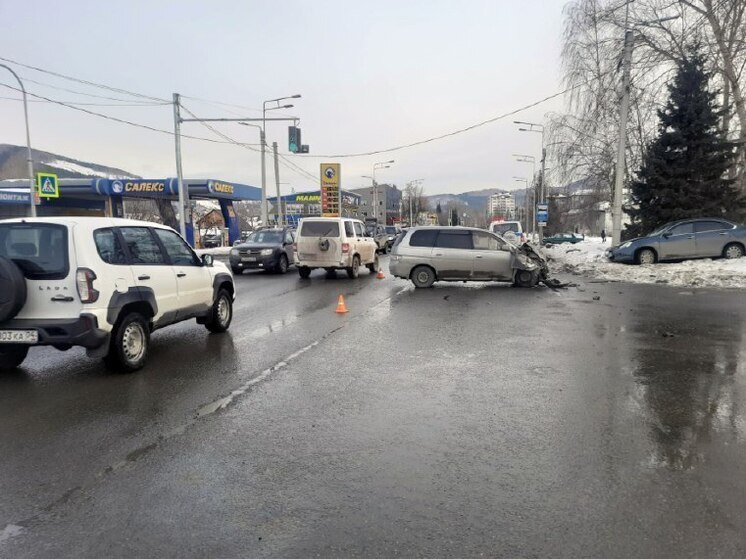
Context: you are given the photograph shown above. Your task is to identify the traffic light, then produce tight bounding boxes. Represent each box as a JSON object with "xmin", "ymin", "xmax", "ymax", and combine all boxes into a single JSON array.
[{"xmin": 288, "ymin": 126, "xmax": 301, "ymax": 153}]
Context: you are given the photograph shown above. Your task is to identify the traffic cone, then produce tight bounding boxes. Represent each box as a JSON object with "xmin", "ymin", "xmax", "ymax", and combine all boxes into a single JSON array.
[
  {"xmin": 335, "ymin": 294, "xmax": 348, "ymax": 314},
  {"xmin": 376, "ymin": 267, "xmax": 385, "ymax": 279}
]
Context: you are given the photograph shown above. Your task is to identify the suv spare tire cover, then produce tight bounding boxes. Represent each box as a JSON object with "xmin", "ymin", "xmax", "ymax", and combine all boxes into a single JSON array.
[{"xmin": 0, "ymin": 256, "xmax": 27, "ymax": 322}]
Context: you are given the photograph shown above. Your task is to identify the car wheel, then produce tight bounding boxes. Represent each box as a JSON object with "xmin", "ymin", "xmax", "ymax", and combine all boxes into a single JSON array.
[
  {"xmin": 410, "ymin": 265, "xmax": 435, "ymax": 288},
  {"xmin": 205, "ymin": 288, "xmax": 233, "ymax": 333},
  {"xmin": 385, "ymin": 244, "xmax": 392, "ymax": 254},
  {"xmin": 298, "ymin": 266, "xmax": 312, "ymax": 279},
  {"xmin": 636, "ymin": 248, "xmax": 657, "ymax": 265},
  {"xmin": 277, "ymin": 254, "xmax": 289, "ymax": 274},
  {"xmin": 367, "ymin": 254, "xmax": 379, "ymax": 273},
  {"xmin": 0, "ymin": 345, "xmax": 29, "ymax": 371},
  {"xmin": 723, "ymin": 243, "xmax": 744, "ymax": 259},
  {"xmin": 104, "ymin": 312, "xmax": 150, "ymax": 373},
  {"xmin": 513, "ymin": 269, "xmax": 538, "ymax": 288},
  {"xmin": 346, "ymin": 256, "xmax": 360, "ymax": 279},
  {"xmin": 231, "ymin": 266, "xmax": 243, "ymax": 275}
]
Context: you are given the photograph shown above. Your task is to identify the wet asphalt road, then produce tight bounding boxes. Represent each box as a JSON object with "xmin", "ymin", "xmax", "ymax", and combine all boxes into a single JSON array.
[{"xmin": 1, "ymin": 258, "xmax": 745, "ymax": 558}]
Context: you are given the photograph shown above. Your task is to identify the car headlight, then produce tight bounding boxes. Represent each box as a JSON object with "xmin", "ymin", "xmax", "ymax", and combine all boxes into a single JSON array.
[
  {"xmin": 261, "ymin": 248, "xmax": 274, "ymax": 256},
  {"xmin": 619, "ymin": 242, "xmax": 632, "ymax": 249},
  {"xmin": 230, "ymin": 249, "xmax": 239, "ymax": 256}
]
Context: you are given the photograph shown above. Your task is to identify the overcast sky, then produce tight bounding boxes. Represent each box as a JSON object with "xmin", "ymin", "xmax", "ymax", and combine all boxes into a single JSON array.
[{"xmin": 0, "ymin": 0, "xmax": 569, "ymax": 196}]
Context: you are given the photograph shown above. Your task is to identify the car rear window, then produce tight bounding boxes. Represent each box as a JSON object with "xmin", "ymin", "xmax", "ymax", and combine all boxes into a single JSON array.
[
  {"xmin": 695, "ymin": 220, "xmax": 730, "ymax": 233},
  {"xmin": 300, "ymin": 221, "xmax": 340, "ymax": 237},
  {"xmin": 409, "ymin": 229, "xmax": 439, "ymax": 247},
  {"xmin": 490, "ymin": 223, "xmax": 520, "ymax": 234},
  {"xmin": 435, "ymin": 231, "xmax": 473, "ymax": 249},
  {"xmin": 0, "ymin": 223, "xmax": 69, "ymax": 279}
]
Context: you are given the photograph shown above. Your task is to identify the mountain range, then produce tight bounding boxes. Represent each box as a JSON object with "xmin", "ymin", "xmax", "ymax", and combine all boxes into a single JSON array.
[{"xmin": 0, "ymin": 144, "xmax": 137, "ymax": 181}]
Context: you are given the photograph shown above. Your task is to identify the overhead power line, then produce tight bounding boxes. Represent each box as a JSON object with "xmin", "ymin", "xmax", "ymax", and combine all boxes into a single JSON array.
[
  {"xmin": 0, "ymin": 83, "xmax": 243, "ymax": 145},
  {"xmin": 0, "ymin": 94, "xmax": 167, "ymax": 107},
  {"xmin": 0, "ymin": 55, "xmax": 168, "ymax": 103},
  {"xmin": 284, "ymin": 86, "xmax": 579, "ymax": 158}
]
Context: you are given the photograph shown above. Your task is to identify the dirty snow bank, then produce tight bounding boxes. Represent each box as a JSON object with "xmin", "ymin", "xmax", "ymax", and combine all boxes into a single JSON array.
[{"xmin": 543, "ymin": 238, "xmax": 746, "ymax": 289}]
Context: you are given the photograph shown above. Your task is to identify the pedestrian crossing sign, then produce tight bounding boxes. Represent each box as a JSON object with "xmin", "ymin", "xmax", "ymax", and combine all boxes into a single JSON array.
[{"xmin": 37, "ymin": 173, "xmax": 59, "ymax": 199}]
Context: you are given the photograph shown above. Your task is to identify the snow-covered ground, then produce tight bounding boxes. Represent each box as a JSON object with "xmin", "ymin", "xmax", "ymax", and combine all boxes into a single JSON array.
[
  {"xmin": 195, "ymin": 246, "xmax": 233, "ymax": 256},
  {"xmin": 543, "ymin": 237, "xmax": 746, "ymax": 289}
]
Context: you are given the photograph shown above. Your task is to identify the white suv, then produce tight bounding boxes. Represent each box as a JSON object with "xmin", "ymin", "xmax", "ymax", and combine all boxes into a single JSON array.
[
  {"xmin": 0, "ymin": 217, "xmax": 235, "ymax": 372},
  {"xmin": 295, "ymin": 217, "xmax": 379, "ymax": 279}
]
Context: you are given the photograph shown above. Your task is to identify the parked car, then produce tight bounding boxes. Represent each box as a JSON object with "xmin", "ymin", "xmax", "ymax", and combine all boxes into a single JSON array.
[
  {"xmin": 489, "ymin": 220, "xmax": 525, "ymax": 244},
  {"xmin": 390, "ymin": 226, "xmax": 545, "ymax": 288},
  {"xmin": 202, "ymin": 232, "xmax": 223, "ymax": 248},
  {"xmin": 229, "ymin": 227, "xmax": 295, "ymax": 274},
  {"xmin": 0, "ymin": 217, "xmax": 234, "ymax": 372},
  {"xmin": 384, "ymin": 225, "xmax": 402, "ymax": 252},
  {"xmin": 295, "ymin": 217, "xmax": 379, "ymax": 279},
  {"xmin": 608, "ymin": 218, "xmax": 746, "ymax": 264},
  {"xmin": 366, "ymin": 224, "xmax": 389, "ymax": 253},
  {"xmin": 543, "ymin": 233, "xmax": 584, "ymax": 246}
]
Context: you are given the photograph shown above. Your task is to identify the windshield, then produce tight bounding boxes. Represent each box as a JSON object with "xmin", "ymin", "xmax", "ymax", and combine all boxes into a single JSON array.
[
  {"xmin": 490, "ymin": 223, "xmax": 520, "ymax": 234},
  {"xmin": 300, "ymin": 221, "xmax": 340, "ymax": 237},
  {"xmin": 385, "ymin": 227, "xmax": 397, "ymax": 235},
  {"xmin": 0, "ymin": 223, "xmax": 69, "ymax": 279},
  {"xmin": 247, "ymin": 230, "xmax": 283, "ymax": 244}
]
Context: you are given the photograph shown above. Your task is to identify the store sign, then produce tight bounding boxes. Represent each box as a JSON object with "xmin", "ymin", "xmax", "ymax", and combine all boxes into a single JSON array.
[{"xmin": 209, "ymin": 181, "xmax": 235, "ymax": 195}]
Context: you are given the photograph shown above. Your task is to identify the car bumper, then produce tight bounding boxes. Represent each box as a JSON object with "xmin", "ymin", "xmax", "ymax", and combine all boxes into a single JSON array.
[
  {"xmin": 389, "ymin": 257, "xmax": 412, "ymax": 279},
  {"xmin": 0, "ymin": 314, "xmax": 108, "ymax": 349},
  {"xmin": 296, "ymin": 257, "xmax": 352, "ymax": 269},
  {"xmin": 607, "ymin": 248, "xmax": 635, "ymax": 263},
  {"xmin": 230, "ymin": 254, "xmax": 280, "ymax": 270}
]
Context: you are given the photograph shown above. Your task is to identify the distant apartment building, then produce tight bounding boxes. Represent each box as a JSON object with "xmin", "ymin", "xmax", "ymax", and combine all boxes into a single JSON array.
[
  {"xmin": 348, "ymin": 183, "xmax": 402, "ymax": 224},
  {"xmin": 488, "ymin": 193, "xmax": 515, "ymax": 218}
]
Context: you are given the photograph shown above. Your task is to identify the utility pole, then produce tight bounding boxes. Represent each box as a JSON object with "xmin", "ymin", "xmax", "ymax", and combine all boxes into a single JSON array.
[
  {"xmin": 612, "ymin": 29, "xmax": 634, "ymax": 246},
  {"xmin": 272, "ymin": 141, "xmax": 283, "ymax": 226},
  {"xmin": 260, "ymin": 126, "xmax": 268, "ymax": 226},
  {"xmin": 172, "ymin": 93, "xmax": 189, "ymax": 241},
  {"xmin": 1, "ymin": 64, "xmax": 36, "ymax": 217}
]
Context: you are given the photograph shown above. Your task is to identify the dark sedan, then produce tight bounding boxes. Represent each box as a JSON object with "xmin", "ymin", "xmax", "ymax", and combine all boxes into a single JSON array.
[
  {"xmin": 229, "ymin": 227, "xmax": 296, "ymax": 274},
  {"xmin": 608, "ymin": 218, "xmax": 746, "ymax": 264}
]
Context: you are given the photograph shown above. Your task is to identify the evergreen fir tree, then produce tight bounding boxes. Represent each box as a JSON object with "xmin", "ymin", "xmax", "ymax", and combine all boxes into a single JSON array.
[{"xmin": 625, "ymin": 49, "xmax": 742, "ymax": 237}]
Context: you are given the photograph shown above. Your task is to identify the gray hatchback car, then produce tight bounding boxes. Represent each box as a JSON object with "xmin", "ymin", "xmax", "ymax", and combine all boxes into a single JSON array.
[{"xmin": 389, "ymin": 226, "xmax": 543, "ymax": 288}]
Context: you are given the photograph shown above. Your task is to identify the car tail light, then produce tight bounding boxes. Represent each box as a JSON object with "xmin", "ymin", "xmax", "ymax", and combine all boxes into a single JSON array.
[
  {"xmin": 341, "ymin": 242, "xmax": 350, "ymax": 253},
  {"xmin": 76, "ymin": 268, "xmax": 99, "ymax": 303}
]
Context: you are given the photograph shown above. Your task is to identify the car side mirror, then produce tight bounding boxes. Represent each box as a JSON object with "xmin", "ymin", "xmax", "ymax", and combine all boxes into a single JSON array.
[
  {"xmin": 662, "ymin": 233, "xmax": 671, "ymax": 239},
  {"xmin": 202, "ymin": 254, "xmax": 214, "ymax": 267}
]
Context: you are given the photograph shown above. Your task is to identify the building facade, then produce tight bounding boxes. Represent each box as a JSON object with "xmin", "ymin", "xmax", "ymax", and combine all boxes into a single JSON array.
[
  {"xmin": 487, "ymin": 193, "xmax": 516, "ymax": 219},
  {"xmin": 348, "ymin": 183, "xmax": 402, "ymax": 224}
]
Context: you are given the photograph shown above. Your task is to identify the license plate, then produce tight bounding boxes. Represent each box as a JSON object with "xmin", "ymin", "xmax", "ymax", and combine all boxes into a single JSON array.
[
  {"xmin": 242, "ymin": 257, "xmax": 257, "ymax": 262},
  {"xmin": 0, "ymin": 330, "xmax": 38, "ymax": 344}
]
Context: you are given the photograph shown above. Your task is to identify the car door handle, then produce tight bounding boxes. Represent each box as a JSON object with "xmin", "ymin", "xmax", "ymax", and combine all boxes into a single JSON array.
[
  {"xmin": 475, "ymin": 255, "xmax": 483, "ymax": 259},
  {"xmin": 138, "ymin": 275, "xmax": 150, "ymax": 281},
  {"xmin": 434, "ymin": 253, "xmax": 443, "ymax": 257},
  {"xmin": 719, "ymin": 232, "xmax": 728, "ymax": 235},
  {"xmin": 177, "ymin": 272, "xmax": 187, "ymax": 278},
  {"xmin": 687, "ymin": 235, "xmax": 695, "ymax": 239},
  {"xmin": 51, "ymin": 295, "xmax": 74, "ymax": 302}
]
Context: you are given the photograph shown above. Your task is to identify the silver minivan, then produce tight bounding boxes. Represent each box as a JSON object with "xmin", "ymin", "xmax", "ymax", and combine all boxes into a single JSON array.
[{"xmin": 389, "ymin": 226, "xmax": 542, "ymax": 288}]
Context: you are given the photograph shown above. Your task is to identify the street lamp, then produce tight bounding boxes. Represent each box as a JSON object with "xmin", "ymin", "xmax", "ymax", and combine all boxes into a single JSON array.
[
  {"xmin": 261, "ymin": 94, "xmax": 302, "ymax": 225},
  {"xmin": 371, "ymin": 160, "xmax": 395, "ymax": 223},
  {"xmin": 514, "ymin": 153, "xmax": 536, "ymax": 235},
  {"xmin": 1, "ymin": 64, "xmax": 36, "ymax": 217},
  {"xmin": 514, "ymin": 120, "xmax": 545, "ymax": 241}
]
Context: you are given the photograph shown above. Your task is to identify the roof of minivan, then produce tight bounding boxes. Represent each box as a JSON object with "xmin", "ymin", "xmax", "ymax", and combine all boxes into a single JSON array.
[
  {"xmin": 0, "ymin": 217, "xmax": 175, "ymax": 230},
  {"xmin": 407, "ymin": 226, "xmax": 484, "ymax": 232}
]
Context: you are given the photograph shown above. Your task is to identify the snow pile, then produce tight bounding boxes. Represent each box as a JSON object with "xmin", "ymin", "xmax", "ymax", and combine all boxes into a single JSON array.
[
  {"xmin": 195, "ymin": 247, "xmax": 233, "ymax": 256},
  {"xmin": 543, "ymin": 238, "xmax": 746, "ymax": 289},
  {"xmin": 48, "ymin": 159, "xmax": 129, "ymax": 179}
]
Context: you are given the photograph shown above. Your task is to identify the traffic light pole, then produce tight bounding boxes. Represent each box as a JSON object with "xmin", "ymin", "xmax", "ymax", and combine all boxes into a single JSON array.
[{"xmin": 272, "ymin": 141, "xmax": 283, "ymax": 226}]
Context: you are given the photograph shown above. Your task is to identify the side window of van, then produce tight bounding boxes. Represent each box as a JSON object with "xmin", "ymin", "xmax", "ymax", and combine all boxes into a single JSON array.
[
  {"xmin": 354, "ymin": 222, "xmax": 366, "ymax": 237},
  {"xmin": 344, "ymin": 221, "xmax": 355, "ymax": 237}
]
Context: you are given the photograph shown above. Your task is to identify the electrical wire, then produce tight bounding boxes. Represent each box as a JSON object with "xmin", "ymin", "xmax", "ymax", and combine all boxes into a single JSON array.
[
  {"xmin": 19, "ymin": 75, "xmax": 168, "ymax": 105},
  {"xmin": 0, "ymin": 94, "xmax": 167, "ymax": 107},
  {"xmin": 283, "ymin": 86, "xmax": 579, "ymax": 158},
  {"xmin": 0, "ymin": 55, "xmax": 168, "ymax": 103},
  {"xmin": 0, "ymin": 83, "xmax": 242, "ymax": 145}
]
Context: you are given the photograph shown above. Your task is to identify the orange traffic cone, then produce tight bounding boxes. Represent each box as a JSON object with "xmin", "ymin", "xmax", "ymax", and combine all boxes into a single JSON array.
[
  {"xmin": 335, "ymin": 294, "xmax": 348, "ymax": 314},
  {"xmin": 376, "ymin": 267, "xmax": 385, "ymax": 279}
]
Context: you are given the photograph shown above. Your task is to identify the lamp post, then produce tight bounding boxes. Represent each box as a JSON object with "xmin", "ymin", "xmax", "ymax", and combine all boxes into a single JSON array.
[
  {"xmin": 514, "ymin": 121, "xmax": 545, "ymax": 242},
  {"xmin": 1, "ymin": 64, "xmax": 36, "ymax": 217},
  {"xmin": 261, "ymin": 95, "xmax": 301, "ymax": 225},
  {"xmin": 514, "ymin": 154, "xmax": 536, "ymax": 235},
  {"xmin": 371, "ymin": 160, "xmax": 394, "ymax": 223}
]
